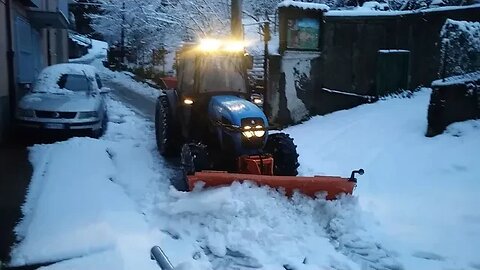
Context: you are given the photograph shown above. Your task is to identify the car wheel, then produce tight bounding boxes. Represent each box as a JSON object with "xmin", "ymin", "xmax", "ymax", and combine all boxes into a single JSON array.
[{"xmin": 92, "ymin": 112, "xmax": 108, "ymax": 138}]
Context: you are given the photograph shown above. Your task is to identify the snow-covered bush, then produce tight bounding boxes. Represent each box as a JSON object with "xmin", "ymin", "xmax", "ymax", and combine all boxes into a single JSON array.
[{"xmin": 439, "ymin": 19, "xmax": 480, "ymax": 78}]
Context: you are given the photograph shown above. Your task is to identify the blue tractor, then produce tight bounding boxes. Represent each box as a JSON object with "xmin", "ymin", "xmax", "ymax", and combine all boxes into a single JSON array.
[{"xmin": 155, "ymin": 39, "xmax": 358, "ymax": 197}]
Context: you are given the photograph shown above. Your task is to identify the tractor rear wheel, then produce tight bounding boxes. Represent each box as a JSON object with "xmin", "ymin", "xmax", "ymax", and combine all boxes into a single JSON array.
[
  {"xmin": 264, "ymin": 133, "xmax": 300, "ymax": 176},
  {"xmin": 180, "ymin": 143, "xmax": 209, "ymax": 175},
  {"xmin": 155, "ymin": 95, "xmax": 179, "ymax": 156}
]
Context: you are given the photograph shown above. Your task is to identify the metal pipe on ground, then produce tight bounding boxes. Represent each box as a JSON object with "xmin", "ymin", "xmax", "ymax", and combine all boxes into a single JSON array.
[{"xmin": 150, "ymin": 246, "xmax": 175, "ymax": 270}]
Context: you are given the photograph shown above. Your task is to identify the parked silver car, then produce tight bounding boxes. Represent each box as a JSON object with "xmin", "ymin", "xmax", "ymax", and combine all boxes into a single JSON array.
[{"xmin": 16, "ymin": 63, "xmax": 110, "ymax": 137}]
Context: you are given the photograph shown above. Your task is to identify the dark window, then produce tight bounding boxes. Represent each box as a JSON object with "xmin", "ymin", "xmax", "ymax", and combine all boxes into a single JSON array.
[{"xmin": 57, "ymin": 74, "xmax": 92, "ymax": 92}]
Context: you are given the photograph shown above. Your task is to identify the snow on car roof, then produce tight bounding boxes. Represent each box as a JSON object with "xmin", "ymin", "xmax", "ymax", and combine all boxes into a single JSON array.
[
  {"xmin": 278, "ymin": 0, "xmax": 330, "ymax": 11},
  {"xmin": 33, "ymin": 63, "xmax": 98, "ymax": 93}
]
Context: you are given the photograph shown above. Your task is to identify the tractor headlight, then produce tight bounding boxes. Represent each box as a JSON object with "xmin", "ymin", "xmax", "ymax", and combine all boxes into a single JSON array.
[
  {"xmin": 254, "ymin": 130, "xmax": 265, "ymax": 137},
  {"xmin": 184, "ymin": 98, "xmax": 194, "ymax": 105},
  {"xmin": 242, "ymin": 125, "xmax": 265, "ymax": 138}
]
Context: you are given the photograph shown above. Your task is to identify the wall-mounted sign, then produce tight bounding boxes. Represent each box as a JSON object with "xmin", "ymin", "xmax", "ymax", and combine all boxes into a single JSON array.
[{"xmin": 286, "ymin": 18, "xmax": 320, "ymax": 50}]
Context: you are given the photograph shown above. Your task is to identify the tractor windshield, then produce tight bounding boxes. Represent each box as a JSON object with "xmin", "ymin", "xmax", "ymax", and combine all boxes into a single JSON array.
[{"xmin": 197, "ymin": 55, "xmax": 247, "ymax": 93}]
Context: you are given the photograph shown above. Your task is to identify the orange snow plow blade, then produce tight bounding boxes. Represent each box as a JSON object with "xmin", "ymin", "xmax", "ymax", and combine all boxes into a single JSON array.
[{"xmin": 187, "ymin": 171, "xmax": 359, "ymax": 200}]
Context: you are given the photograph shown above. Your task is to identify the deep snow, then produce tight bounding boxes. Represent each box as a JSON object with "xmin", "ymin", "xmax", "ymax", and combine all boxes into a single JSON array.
[{"xmin": 286, "ymin": 89, "xmax": 480, "ymax": 270}]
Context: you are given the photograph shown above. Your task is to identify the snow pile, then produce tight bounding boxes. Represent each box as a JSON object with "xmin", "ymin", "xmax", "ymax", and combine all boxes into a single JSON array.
[
  {"xmin": 70, "ymin": 39, "xmax": 108, "ymax": 63},
  {"xmin": 286, "ymin": 89, "xmax": 480, "ymax": 270},
  {"xmin": 154, "ymin": 185, "xmax": 366, "ymax": 270},
  {"xmin": 92, "ymin": 59, "xmax": 162, "ymax": 100},
  {"xmin": 10, "ymin": 98, "xmax": 168, "ymax": 269}
]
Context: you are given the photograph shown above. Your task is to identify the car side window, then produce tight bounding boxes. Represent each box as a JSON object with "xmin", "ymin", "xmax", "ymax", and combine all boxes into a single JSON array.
[{"xmin": 95, "ymin": 74, "xmax": 103, "ymax": 89}]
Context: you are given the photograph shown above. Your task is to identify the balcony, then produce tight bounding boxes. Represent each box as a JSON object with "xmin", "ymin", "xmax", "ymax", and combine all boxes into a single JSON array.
[
  {"xmin": 27, "ymin": 9, "xmax": 69, "ymax": 29},
  {"xmin": 19, "ymin": 0, "xmax": 40, "ymax": 8}
]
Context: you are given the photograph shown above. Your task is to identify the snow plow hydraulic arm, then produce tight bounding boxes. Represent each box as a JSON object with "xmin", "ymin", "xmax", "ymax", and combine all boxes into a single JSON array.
[{"xmin": 349, "ymin": 169, "xmax": 365, "ymax": 183}]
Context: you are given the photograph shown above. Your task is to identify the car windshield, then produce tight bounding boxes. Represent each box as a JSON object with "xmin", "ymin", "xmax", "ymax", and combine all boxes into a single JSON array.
[
  {"xmin": 57, "ymin": 74, "xmax": 93, "ymax": 92},
  {"xmin": 197, "ymin": 55, "xmax": 247, "ymax": 93}
]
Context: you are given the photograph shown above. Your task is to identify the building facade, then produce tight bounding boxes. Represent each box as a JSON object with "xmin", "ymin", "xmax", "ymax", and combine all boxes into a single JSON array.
[{"xmin": 0, "ymin": 0, "xmax": 69, "ymax": 142}]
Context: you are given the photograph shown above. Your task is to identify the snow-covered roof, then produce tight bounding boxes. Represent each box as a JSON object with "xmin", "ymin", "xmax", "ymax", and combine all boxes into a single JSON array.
[
  {"xmin": 68, "ymin": 32, "xmax": 91, "ymax": 47},
  {"xmin": 278, "ymin": 0, "xmax": 330, "ymax": 11},
  {"xmin": 431, "ymin": 71, "xmax": 480, "ymax": 87},
  {"xmin": 33, "ymin": 63, "xmax": 98, "ymax": 93},
  {"xmin": 326, "ymin": 3, "xmax": 480, "ymax": 17}
]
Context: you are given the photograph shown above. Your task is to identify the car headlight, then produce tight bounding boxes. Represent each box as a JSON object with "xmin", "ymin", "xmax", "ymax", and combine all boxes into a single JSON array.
[
  {"xmin": 78, "ymin": 111, "xmax": 98, "ymax": 119},
  {"xmin": 17, "ymin": 108, "xmax": 35, "ymax": 118},
  {"xmin": 242, "ymin": 125, "xmax": 265, "ymax": 138}
]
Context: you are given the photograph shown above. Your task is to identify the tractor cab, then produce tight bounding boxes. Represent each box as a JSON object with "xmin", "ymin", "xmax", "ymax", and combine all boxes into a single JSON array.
[
  {"xmin": 175, "ymin": 39, "xmax": 255, "ymax": 101},
  {"xmin": 174, "ymin": 39, "xmax": 258, "ymax": 142}
]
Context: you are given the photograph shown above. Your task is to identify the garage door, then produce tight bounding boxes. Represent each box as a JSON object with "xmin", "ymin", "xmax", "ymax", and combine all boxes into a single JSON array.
[{"xmin": 15, "ymin": 14, "xmax": 43, "ymax": 84}]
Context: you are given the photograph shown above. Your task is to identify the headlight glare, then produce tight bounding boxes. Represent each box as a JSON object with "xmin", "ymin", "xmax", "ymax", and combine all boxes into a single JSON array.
[
  {"xmin": 250, "ymin": 93, "xmax": 264, "ymax": 106},
  {"xmin": 242, "ymin": 124, "xmax": 265, "ymax": 138},
  {"xmin": 242, "ymin": 131, "xmax": 254, "ymax": 138},
  {"xmin": 254, "ymin": 130, "xmax": 265, "ymax": 137}
]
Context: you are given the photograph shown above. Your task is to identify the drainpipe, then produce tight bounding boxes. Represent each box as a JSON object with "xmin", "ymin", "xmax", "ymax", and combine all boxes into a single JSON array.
[{"xmin": 6, "ymin": 0, "xmax": 17, "ymax": 118}]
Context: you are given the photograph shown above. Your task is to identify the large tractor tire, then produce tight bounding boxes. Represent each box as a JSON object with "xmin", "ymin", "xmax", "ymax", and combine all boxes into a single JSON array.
[
  {"xmin": 180, "ymin": 143, "xmax": 209, "ymax": 175},
  {"xmin": 155, "ymin": 95, "xmax": 179, "ymax": 156},
  {"xmin": 264, "ymin": 133, "xmax": 300, "ymax": 176}
]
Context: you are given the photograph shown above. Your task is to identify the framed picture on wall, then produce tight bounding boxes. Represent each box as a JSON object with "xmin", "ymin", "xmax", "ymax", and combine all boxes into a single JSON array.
[{"xmin": 286, "ymin": 17, "xmax": 320, "ymax": 50}]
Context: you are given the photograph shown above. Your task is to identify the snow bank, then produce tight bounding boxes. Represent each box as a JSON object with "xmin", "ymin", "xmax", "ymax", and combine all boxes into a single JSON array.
[
  {"xmin": 285, "ymin": 89, "xmax": 480, "ymax": 270},
  {"xmin": 69, "ymin": 37, "xmax": 161, "ymax": 100},
  {"xmin": 10, "ymin": 98, "xmax": 169, "ymax": 269}
]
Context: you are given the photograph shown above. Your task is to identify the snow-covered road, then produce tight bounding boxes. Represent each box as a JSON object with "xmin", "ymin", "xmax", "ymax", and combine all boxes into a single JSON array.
[{"xmin": 9, "ymin": 97, "xmax": 371, "ymax": 270}]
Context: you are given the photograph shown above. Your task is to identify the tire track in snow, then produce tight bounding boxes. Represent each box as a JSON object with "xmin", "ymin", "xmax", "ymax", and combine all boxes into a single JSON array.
[{"xmin": 316, "ymin": 197, "xmax": 403, "ymax": 270}]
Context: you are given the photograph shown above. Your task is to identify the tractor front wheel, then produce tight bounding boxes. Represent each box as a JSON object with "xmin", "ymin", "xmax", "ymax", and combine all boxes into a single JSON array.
[
  {"xmin": 180, "ymin": 143, "xmax": 209, "ymax": 175},
  {"xmin": 264, "ymin": 133, "xmax": 300, "ymax": 176},
  {"xmin": 155, "ymin": 95, "xmax": 179, "ymax": 156}
]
